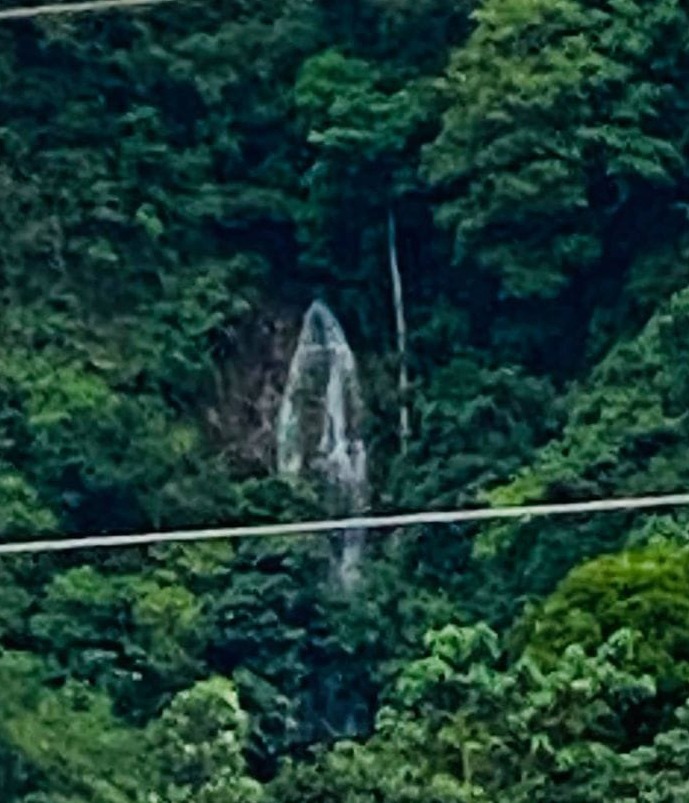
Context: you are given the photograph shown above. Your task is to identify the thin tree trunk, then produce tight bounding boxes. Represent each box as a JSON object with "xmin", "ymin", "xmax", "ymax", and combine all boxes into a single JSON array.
[{"xmin": 388, "ymin": 207, "xmax": 410, "ymax": 453}]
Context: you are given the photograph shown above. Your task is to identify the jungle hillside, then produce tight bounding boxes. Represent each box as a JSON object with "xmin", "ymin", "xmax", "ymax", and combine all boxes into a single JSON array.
[{"xmin": 2, "ymin": 0, "xmax": 689, "ymax": 800}]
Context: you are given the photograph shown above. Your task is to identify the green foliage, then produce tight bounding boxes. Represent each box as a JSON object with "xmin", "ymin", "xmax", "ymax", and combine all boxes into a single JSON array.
[
  {"xmin": 294, "ymin": 42, "xmax": 450, "ymax": 336},
  {"xmin": 0, "ymin": 654, "xmax": 142, "ymax": 803},
  {"xmin": 391, "ymin": 356, "xmax": 563, "ymax": 509},
  {"xmin": 267, "ymin": 624, "xmax": 666, "ymax": 802},
  {"xmin": 0, "ymin": 464, "xmax": 56, "ymax": 538},
  {"xmin": 426, "ymin": 0, "xmax": 689, "ymax": 305},
  {"xmin": 29, "ymin": 565, "xmax": 207, "ymax": 716},
  {"xmin": 148, "ymin": 677, "xmax": 262, "ymax": 803},
  {"xmin": 297, "ymin": 49, "xmax": 434, "ymax": 160},
  {"xmin": 513, "ymin": 543, "xmax": 689, "ymax": 692},
  {"xmin": 0, "ymin": 350, "xmax": 205, "ymax": 532},
  {"xmin": 463, "ymin": 286, "xmax": 689, "ymax": 622},
  {"xmin": 0, "ymin": 655, "xmax": 261, "ymax": 803},
  {"xmin": 2, "ymin": 0, "xmax": 689, "ymax": 799}
]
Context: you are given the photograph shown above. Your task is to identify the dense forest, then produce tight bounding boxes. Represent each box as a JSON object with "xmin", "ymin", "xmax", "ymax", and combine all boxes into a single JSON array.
[{"xmin": 2, "ymin": 0, "xmax": 689, "ymax": 799}]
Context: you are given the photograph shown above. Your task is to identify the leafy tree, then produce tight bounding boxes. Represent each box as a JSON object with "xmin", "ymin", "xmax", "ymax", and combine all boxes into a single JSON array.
[
  {"xmin": 267, "ymin": 624, "xmax": 661, "ymax": 802},
  {"xmin": 463, "ymin": 286, "xmax": 689, "ymax": 623},
  {"xmin": 147, "ymin": 676, "xmax": 262, "ymax": 803},
  {"xmin": 513, "ymin": 543, "xmax": 689, "ymax": 690},
  {"xmin": 390, "ymin": 356, "xmax": 563, "ymax": 510},
  {"xmin": 426, "ymin": 0, "xmax": 689, "ymax": 300},
  {"xmin": 0, "ymin": 653, "xmax": 142, "ymax": 803}
]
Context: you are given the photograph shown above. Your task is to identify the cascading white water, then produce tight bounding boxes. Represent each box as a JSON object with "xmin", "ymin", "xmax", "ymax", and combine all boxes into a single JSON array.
[{"xmin": 277, "ymin": 301, "xmax": 369, "ymax": 588}]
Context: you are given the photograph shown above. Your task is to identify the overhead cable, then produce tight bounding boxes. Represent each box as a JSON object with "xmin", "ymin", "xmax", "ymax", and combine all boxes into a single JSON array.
[
  {"xmin": 1, "ymin": 492, "xmax": 689, "ymax": 556},
  {"xmin": 0, "ymin": 0, "xmax": 178, "ymax": 20}
]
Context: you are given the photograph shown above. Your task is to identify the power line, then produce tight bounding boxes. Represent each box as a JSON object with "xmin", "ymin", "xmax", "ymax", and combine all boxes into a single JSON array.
[
  {"xmin": 0, "ymin": 0, "xmax": 178, "ymax": 21},
  {"xmin": 1, "ymin": 492, "xmax": 689, "ymax": 556},
  {"xmin": 0, "ymin": 0, "xmax": 682, "ymax": 561}
]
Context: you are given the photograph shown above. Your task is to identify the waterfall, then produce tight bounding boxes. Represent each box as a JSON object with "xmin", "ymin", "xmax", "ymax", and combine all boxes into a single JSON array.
[{"xmin": 277, "ymin": 301, "xmax": 369, "ymax": 588}]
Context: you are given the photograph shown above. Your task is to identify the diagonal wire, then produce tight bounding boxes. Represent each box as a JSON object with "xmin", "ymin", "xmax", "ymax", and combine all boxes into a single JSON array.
[
  {"xmin": 1, "ymin": 492, "xmax": 688, "ymax": 555},
  {"xmin": 0, "ymin": 0, "xmax": 179, "ymax": 20}
]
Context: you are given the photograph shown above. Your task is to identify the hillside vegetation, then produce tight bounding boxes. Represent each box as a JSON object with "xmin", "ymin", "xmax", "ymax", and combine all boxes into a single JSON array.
[{"xmin": 2, "ymin": 0, "xmax": 689, "ymax": 799}]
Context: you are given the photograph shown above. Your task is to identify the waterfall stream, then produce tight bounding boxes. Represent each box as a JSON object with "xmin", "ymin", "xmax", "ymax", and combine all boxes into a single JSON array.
[{"xmin": 276, "ymin": 301, "xmax": 369, "ymax": 588}]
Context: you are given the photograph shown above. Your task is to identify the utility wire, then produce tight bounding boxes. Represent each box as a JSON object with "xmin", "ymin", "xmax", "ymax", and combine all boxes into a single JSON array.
[
  {"xmin": 1, "ymin": 492, "xmax": 689, "ymax": 556},
  {"xmin": 0, "ymin": 0, "xmax": 685, "ymax": 560},
  {"xmin": 0, "ymin": 0, "xmax": 178, "ymax": 20}
]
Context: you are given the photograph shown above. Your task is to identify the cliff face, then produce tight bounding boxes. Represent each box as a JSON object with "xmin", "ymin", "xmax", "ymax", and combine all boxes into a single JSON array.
[{"xmin": 204, "ymin": 313, "xmax": 297, "ymax": 476}]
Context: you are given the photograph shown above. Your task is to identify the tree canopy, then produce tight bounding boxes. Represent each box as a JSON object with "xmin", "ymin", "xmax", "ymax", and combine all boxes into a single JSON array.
[{"xmin": 1, "ymin": 0, "xmax": 689, "ymax": 799}]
